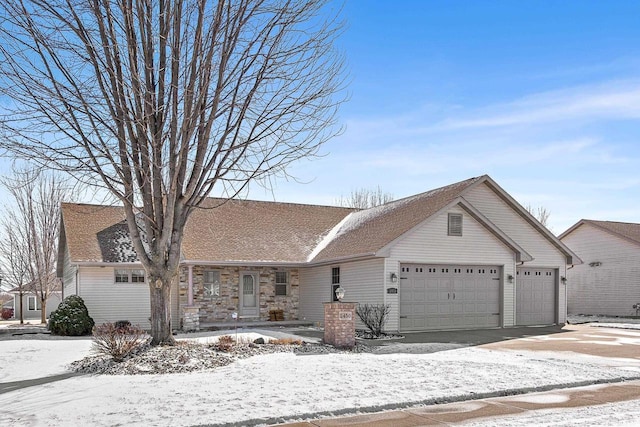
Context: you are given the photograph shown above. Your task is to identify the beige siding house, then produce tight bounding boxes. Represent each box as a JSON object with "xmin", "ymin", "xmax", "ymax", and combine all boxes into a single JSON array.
[
  {"xmin": 560, "ymin": 220, "xmax": 640, "ymax": 317},
  {"xmin": 57, "ymin": 175, "xmax": 579, "ymax": 332}
]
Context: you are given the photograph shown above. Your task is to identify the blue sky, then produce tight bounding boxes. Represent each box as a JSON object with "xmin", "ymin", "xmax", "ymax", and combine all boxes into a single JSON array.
[{"xmin": 249, "ymin": 0, "xmax": 640, "ymax": 234}]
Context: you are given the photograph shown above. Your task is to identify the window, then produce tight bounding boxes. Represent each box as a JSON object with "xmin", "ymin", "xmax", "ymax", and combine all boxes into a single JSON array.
[
  {"xmin": 331, "ymin": 267, "xmax": 340, "ymax": 284},
  {"xmin": 203, "ymin": 270, "xmax": 220, "ymax": 299},
  {"xmin": 275, "ymin": 271, "xmax": 288, "ymax": 296},
  {"xmin": 115, "ymin": 269, "xmax": 146, "ymax": 283},
  {"xmin": 448, "ymin": 213, "xmax": 463, "ymax": 236},
  {"xmin": 27, "ymin": 296, "xmax": 41, "ymax": 311},
  {"xmin": 331, "ymin": 267, "xmax": 340, "ymax": 302}
]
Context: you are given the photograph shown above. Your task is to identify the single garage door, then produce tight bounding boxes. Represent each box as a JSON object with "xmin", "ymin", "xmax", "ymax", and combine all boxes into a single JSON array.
[
  {"xmin": 516, "ymin": 267, "xmax": 556, "ymax": 326},
  {"xmin": 399, "ymin": 264, "xmax": 501, "ymax": 331}
]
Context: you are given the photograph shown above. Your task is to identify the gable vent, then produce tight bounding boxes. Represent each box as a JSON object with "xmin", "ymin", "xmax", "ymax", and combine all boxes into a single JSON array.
[{"xmin": 448, "ymin": 213, "xmax": 463, "ymax": 236}]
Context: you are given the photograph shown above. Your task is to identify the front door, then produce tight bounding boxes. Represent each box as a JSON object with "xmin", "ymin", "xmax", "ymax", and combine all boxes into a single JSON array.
[{"xmin": 239, "ymin": 272, "xmax": 259, "ymax": 317}]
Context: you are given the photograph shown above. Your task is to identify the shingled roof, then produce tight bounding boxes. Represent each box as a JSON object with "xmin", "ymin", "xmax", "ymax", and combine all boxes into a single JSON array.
[
  {"xmin": 59, "ymin": 175, "xmax": 526, "ymax": 266},
  {"xmin": 60, "ymin": 199, "xmax": 355, "ymax": 264},
  {"xmin": 309, "ymin": 176, "xmax": 483, "ymax": 262},
  {"xmin": 560, "ymin": 219, "xmax": 640, "ymax": 247}
]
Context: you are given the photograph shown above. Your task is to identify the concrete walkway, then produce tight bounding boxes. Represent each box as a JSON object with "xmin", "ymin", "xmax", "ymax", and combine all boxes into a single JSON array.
[
  {"xmin": 279, "ymin": 380, "xmax": 640, "ymax": 426},
  {"xmin": 278, "ymin": 324, "xmax": 640, "ymax": 426}
]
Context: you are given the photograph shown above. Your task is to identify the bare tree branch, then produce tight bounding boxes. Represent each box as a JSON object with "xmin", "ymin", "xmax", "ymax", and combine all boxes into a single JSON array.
[{"xmin": 0, "ymin": 0, "xmax": 346, "ymax": 344}]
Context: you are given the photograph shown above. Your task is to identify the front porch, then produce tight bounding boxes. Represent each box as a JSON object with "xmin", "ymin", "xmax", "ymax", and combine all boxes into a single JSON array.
[{"xmin": 178, "ymin": 264, "xmax": 301, "ymax": 331}]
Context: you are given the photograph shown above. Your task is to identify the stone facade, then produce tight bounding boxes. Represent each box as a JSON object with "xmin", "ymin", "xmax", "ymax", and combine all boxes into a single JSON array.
[
  {"xmin": 179, "ymin": 265, "xmax": 299, "ymax": 325},
  {"xmin": 323, "ymin": 302, "xmax": 356, "ymax": 348}
]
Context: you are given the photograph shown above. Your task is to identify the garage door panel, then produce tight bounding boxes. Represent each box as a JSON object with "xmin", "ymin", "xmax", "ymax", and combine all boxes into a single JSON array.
[
  {"xmin": 516, "ymin": 267, "xmax": 556, "ymax": 326},
  {"xmin": 400, "ymin": 264, "xmax": 501, "ymax": 332}
]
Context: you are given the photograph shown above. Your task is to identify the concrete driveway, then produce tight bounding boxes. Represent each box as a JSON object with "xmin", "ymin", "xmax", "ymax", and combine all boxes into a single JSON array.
[{"xmin": 281, "ymin": 324, "xmax": 640, "ymax": 426}]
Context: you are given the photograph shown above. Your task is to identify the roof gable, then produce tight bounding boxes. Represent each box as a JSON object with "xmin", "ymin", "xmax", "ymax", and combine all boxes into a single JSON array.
[
  {"xmin": 308, "ymin": 176, "xmax": 484, "ymax": 263},
  {"xmin": 560, "ymin": 220, "xmax": 640, "ymax": 248}
]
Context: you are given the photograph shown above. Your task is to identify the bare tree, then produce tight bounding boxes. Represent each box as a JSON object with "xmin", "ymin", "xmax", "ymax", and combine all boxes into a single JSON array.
[
  {"xmin": 0, "ymin": 170, "xmax": 68, "ymax": 324},
  {"xmin": 525, "ymin": 204, "xmax": 552, "ymax": 229},
  {"xmin": 336, "ymin": 186, "xmax": 394, "ymax": 209},
  {"xmin": 0, "ymin": 0, "xmax": 345, "ymax": 344},
  {"xmin": 0, "ymin": 215, "xmax": 31, "ymax": 323}
]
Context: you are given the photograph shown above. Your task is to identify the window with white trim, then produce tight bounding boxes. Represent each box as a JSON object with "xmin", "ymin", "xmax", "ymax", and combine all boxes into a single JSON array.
[
  {"xmin": 27, "ymin": 295, "xmax": 41, "ymax": 311},
  {"xmin": 275, "ymin": 271, "xmax": 288, "ymax": 296},
  {"xmin": 203, "ymin": 270, "xmax": 220, "ymax": 299},
  {"xmin": 115, "ymin": 269, "xmax": 146, "ymax": 283},
  {"xmin": 331, "ymin": 267, "xmax": 340, "ymax": 302},
  {"xmin": 448, "ymin": 213, "xmax": 463, "ymax": 236}
]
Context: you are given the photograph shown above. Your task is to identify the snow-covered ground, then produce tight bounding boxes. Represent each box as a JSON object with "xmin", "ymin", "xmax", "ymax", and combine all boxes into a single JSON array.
[{"xmin": 2, "ymin": 326, "xmax": 640, "ymax": 427}]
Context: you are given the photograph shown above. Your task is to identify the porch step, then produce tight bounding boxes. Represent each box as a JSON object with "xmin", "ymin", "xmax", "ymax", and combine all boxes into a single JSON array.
[{"xmin": 198, "ymin": 319, "xmax": 314, "ymax": 331}]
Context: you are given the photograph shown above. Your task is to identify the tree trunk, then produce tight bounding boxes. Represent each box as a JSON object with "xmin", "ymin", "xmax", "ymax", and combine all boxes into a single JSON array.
[
  {"xmin": 40, "ymin": 299, "xmax": 47, "ymax": 324},
  {"xmin": 149, "ymin": 277, "xmax": 176, "ymax": 346},
  {"xmin": 19, "ymin": 291, "xmax": 24, "ymax": 324}
]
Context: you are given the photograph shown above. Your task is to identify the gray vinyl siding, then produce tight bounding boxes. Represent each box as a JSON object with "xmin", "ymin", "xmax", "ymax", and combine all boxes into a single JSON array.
[
  {"xmin": 299, "ymin": 258, "xmax": 385, "ymax": 326},
  {"xmin": 79, "ymin": 266, "xmax": 152, "ymax": 328},
  {"xmin": 464, "ymin": 183, "xmax": 567, "ymax": 324},
  {"xmin": 563, "ymin": 225, "xmax": 640, "ymax": 317},
  {"xmin": 386, "ymin": 206, "xmax": 516, "ymax": 329},
  {"xmin": 464, "ymin": 183, "xmax": 566, "ymax": 266}
]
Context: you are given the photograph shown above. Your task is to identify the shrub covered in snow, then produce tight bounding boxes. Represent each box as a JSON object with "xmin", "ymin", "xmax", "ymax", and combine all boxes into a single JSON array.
[
  {"xmin": 48, "ymin": 295, "xmax": 95, "ymax": 336},
  {"xmin": 92, "ymin": 322, "xmax": 149, "ymax": 362}
]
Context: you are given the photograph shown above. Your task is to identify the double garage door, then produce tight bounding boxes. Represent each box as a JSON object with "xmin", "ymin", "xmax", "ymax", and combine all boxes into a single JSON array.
[{"xmin": 399, "ymin": 264, "xmax": 501, "ymax": 331}]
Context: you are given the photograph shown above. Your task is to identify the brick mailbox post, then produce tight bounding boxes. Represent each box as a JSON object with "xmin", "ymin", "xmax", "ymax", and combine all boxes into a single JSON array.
[{"xmin": 323, "ymin": 302, "xmax": 356, "ymax": 349}]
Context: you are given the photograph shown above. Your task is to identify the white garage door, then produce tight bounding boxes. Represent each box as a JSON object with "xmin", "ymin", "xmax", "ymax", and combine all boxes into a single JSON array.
[
  {"xmin": 399, "ymin": 264, "xmax": 501, "ymax": 332},
  {"xmin": 516, "ymin": 267, "xmax": 556, "ymax": 326}
]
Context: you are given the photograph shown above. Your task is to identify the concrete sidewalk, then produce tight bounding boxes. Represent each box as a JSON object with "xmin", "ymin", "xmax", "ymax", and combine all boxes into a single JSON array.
[
  {"xmin": 279, "ymin": 380, "xmax": 640, "ymax": 426},
  {"xmin": 278, "ymin": 324, "xmax": 640, "ymax": 426}
]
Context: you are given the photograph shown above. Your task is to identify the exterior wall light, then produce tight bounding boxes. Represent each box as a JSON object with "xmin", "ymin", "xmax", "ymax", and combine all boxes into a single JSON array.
[
  {"xmin": 507, "ymin": 274, "xmax": 514, "ymax": 283},
  {"xmin": 390, "ymin": 272, "xmax": 398, "ymax": 283},
  {"xmin": 561, "ymin": 276, "xmax": 567, "ymax": 284},
  {"xmin": 334, "ymin": 286, "xmax": 345, "ymax": 302}
]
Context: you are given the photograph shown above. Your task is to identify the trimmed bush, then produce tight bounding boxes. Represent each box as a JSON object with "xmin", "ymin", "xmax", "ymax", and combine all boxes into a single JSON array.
[
  {"xmin": 355, "ymin": 303, "xmax": 391, "ymax": 338},
  {"xmin": 48, "ymin": 295, "xmax": 95, "ymax": 336},
  {"xmin": 1, "ymin": 307, "xmax": 13, "ymax": 320},
  {"xmin": 92, "ymin": 322, "xmax": 149, "ymax": 362}
]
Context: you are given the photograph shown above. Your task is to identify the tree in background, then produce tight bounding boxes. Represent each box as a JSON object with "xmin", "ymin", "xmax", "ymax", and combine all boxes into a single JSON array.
[
  {"xmin": 0, "ymin": 0, "xmax": 345, "ymax": 344},
  {"xmin": 336, "ymin": 186, "xmax": 394, "ymax": 209},
  {"xmin": 525, "ymin": 204, "xmax": 552, "ymax": 230},
  {"xmin": 0, "ymin": 169, "xmax": 69, "ymax": 324}
]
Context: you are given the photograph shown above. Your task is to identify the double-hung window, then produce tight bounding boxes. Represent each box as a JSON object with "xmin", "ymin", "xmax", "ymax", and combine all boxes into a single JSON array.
[
  {"xmin": 275, "ymin": 271, "xmax": 288, "ymax": 296},
  {"xmin": 203, "ymin": 270, "xmax": 220, "ymax": 299},
  {"xmin": 331, "ymin": 267, "xmax": 341, "ymax": 302},
  {"xmin": 27, "ymin": 295, "xmax": 41, "ymax": 311}
]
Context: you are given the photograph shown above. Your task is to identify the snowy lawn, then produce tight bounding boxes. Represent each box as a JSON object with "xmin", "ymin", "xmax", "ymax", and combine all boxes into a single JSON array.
[{"xmin": 2, "ymin": 328, "xmax": 640, "ymax": 427}]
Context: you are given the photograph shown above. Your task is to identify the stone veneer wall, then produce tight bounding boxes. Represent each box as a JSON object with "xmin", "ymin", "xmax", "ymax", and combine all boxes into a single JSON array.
[{"xmin": 179, "ymin": 266, "xmax": 299, "ymax": 323}]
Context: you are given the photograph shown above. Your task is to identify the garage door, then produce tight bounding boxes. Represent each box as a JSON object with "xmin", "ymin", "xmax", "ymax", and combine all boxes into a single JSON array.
[
  {"xmin": 399, "ymin": 264, "xmax": 501, "ymax": 331},
  {"xmin": 516, "ymin": 267, "xmax": 556, "ymax": 326}
]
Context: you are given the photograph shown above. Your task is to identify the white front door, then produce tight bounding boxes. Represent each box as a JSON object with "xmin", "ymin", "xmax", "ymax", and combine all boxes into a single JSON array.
[
  {"xmin": 516, "ymin": 267, "xmax": 556, "ymax": 326},
  {"xmin": 239, "ymin": 272, "xmax": 259, "ymax": 317}
]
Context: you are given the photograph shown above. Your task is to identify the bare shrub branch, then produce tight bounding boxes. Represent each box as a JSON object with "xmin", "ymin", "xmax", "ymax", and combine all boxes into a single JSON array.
[
  {"xmin": 355, "ymin": 303, "xmax": 391, "ymax": 338},
  {"xmin": 92, "ymin": 322, "xmax": 150, "ymax": 362}
]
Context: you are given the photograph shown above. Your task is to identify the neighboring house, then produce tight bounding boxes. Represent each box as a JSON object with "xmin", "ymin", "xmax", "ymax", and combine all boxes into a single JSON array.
[
  {"xmin": 57, "ymin": 175, "xmax": 580, "ymax": 332},
  {"xmin": 560, "ymin": 220, "xmax": 640, "ymax": 317},
  {"xmin": 8, "ymin": 281, "xmax": 62, "ymax": 322}
]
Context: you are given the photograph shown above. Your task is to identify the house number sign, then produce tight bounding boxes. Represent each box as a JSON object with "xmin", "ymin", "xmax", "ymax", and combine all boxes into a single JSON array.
[{"xmin": 338, "ymin": 311, "xmax": 352, "ymax": 321}]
